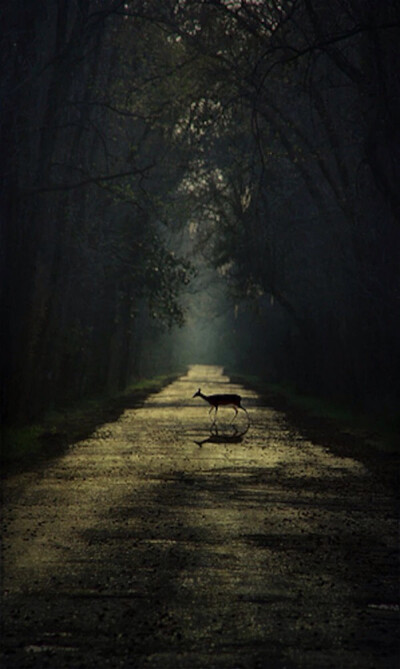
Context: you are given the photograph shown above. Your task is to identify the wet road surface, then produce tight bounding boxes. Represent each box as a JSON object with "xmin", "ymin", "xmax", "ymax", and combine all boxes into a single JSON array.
[{"xmin": 1, "ymin": 365, "xmax": 399, "ymax": 668}]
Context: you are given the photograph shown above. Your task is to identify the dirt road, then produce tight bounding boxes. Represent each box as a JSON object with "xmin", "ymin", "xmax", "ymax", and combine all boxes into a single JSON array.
[{"xmin": 1, "ymin": 365, "xmax": 398, "ymax": 668}]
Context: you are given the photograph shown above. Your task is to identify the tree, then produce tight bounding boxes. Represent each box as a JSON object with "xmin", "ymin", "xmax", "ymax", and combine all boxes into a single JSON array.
[
  {"xmin": 0, "ymin": 0, "xmax": 195, "ymax": 422},
  {"xmin": 160, "ymin": 0, "xmax": 400, "ymax": 407}
]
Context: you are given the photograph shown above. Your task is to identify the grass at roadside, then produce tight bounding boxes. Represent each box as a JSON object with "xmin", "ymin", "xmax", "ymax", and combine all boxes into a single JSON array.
[
  {"xmin": 1, "ymin": 372, "xmax": 183, "ymax": 469},
  {"xmin": 228, "ymin": 372, "xmax": 399, "ymax": 457},
  {"xmin": 228, "ymin": 371, "xmax": 399, "ymax": 493}
]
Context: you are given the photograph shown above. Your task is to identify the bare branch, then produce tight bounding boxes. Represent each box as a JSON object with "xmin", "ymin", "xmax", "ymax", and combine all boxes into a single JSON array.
[{"xmin": 27, "ymin": 165, "xmax": 155, "ymax": 194}]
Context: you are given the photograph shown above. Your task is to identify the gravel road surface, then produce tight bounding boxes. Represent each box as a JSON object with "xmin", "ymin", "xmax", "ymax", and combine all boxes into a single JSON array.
[{"xmin": 1, "ymin": 365, "xmax": 398, "ymax": 668}]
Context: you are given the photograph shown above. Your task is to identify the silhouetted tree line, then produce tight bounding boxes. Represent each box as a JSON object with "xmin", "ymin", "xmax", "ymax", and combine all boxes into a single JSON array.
[
  {"xmin": 1, "ymin": 0, "xmax": 193, "ymax": 423},
  {"xmin": 1, "ymin": 1, "xmax": 399, "ymax": 425},
  {"xmin": 169, "ymin": 0, "xmax": 400, "ymax": 413}
]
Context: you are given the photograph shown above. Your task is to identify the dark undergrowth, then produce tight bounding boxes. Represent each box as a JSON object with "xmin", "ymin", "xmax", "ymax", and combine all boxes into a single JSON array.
[
  {"xmin": 1, "ymin": 372, "xmax": 184, "ymax": 475},
  {"xmin": 228, "ymin": 371, "xmax": 400, "ymax": 497}
]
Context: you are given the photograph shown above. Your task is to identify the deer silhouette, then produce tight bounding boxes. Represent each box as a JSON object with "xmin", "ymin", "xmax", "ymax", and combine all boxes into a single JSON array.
[{"xmin": 193, "ymin": 388, "xmax": 249, "ymax": 423}]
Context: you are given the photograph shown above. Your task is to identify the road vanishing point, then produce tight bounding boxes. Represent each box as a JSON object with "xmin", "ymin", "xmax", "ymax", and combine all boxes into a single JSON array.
[{"xmin": 1, "ymin": 365, "xmax": 398, "ymax": 668}]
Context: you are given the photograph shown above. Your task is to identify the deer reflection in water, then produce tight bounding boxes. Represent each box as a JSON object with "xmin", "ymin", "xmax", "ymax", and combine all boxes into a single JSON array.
[{"xmin": 194, "ymin": 423, "xmax": 250, "ymax": 447}]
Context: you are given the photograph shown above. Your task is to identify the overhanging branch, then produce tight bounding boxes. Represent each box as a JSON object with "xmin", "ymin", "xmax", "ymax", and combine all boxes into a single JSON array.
[{"xmin": 27, "ymin": 166, "xmax": 155, "ymax": 195}]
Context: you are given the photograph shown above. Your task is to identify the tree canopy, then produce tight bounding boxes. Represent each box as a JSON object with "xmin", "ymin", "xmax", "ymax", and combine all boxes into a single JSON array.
[{"xmin": 1, "ymin": 0, "xmax": 399, "ymax": 424}]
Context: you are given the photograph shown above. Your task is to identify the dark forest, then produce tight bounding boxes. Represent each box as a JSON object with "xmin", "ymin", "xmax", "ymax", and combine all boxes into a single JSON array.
[{"xmin": 2, "ymin": 0, "xmax": 400, "ymax": 428}]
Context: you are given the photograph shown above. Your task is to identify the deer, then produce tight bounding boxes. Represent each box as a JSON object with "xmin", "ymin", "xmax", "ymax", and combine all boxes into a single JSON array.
[{"xmin": 193, "ymin": 388, "xmax": 248, "ymax": 423}]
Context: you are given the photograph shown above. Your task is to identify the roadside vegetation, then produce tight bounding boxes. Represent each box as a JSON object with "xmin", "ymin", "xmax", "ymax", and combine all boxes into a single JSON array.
[
  {"xmin": 228, "ymin": 370, "xmax": 399, "ymax": 495},
  {"xmin": 1, "ymin": 372, "xmax": 183, "ymax": 468},
  {"xmin": 232, "ymin": 372, "xmax": 399, "ymax": 451}
]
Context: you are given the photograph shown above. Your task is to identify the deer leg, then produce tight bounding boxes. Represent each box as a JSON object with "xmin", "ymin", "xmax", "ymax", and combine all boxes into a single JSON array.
[
  {"xmin": 231, "ymin": 406, "xmax": 239, "ymax": 423},
  {"xmin": 240, "ymin": 405, "xmax": 250, "ymax": 424}
]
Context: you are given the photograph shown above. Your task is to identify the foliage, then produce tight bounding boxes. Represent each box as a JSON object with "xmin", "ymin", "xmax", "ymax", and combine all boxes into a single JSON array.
[
  {"xmin": 165, "ymin": 0, "xmax": 400, "ymax": 408},
  {"xmin": 1, "ymin": 0, "xmax": 399, "ymax": 427}
]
